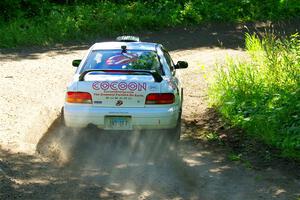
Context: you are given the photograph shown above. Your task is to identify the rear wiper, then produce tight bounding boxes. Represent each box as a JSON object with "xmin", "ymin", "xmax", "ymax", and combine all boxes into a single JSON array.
[{"xmin": 79, "ymin": 69, "xmax": 163, "ymax": 82}]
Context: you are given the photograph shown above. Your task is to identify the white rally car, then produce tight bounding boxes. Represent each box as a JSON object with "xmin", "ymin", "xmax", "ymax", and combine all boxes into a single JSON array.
[{"xmin": 64, "ymin": 36, "xmax": 188, "ymax": 140}]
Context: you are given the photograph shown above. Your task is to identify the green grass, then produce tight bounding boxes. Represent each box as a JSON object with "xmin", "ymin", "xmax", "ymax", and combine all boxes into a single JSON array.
[
  {"xmin": 0, "ymin": 2, "xmax": 177, "ymax": 48},
  {"xmin": 0, "ymin": 0, "xmax": 299, "ymax": 48},
  {"xmin": 209, "ymin": 33, "xmax": 300, "ymax": 159}
]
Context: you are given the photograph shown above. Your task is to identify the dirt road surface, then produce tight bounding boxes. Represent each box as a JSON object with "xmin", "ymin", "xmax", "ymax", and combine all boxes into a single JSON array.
[{"xmin": 1, "ymin": 23, "xmax": 300, "ymax": 199}]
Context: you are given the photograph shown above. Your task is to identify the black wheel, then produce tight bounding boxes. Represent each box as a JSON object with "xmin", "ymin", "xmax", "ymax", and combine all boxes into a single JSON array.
[
  {"xmin": 167, "ymin": 117, "xmax": 181, "ymax": 145},
  {"xmin": 60, "ymin": 107, "xmax": 76, "ymax": 134},
  {"xmin": 60, "ymin": 107, "xmax": 65, "ymax": 126},
  {"xmin": 168, "ymin": 87, "xmax": 183, "ymax": 144}
]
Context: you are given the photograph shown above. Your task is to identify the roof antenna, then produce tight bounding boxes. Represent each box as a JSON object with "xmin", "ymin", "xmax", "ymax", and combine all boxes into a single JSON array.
[{"xmin": 121, "ymin": 45, "xmax": 127, "ymax": 53}]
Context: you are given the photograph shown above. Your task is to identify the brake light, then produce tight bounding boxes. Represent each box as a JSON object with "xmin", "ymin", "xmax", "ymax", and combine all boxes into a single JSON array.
[
  {"xmin": 145, "ymin": 93, "xmax": 175, "ymax": 104},
  {"xmin": 66, "ymin": 92, "xmax": 92, "ymax": 104}
]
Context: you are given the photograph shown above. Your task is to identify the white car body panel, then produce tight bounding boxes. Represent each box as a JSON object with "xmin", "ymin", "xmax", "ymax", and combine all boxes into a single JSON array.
[
  {"xmin": 64, "ymin": 104, "xmax": 179, "ymax": 130},
  {"xmin": 64, "ymin": 40, "xmax": 184, "ymax": 131}
]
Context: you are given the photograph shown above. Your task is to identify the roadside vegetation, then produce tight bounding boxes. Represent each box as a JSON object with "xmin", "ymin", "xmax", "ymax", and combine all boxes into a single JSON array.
[
  {"xmin": 0, "ymin": 0, "xmax": 299, "ymax": 48},
  {"xmin": 209, "ymin": 33, "xmax": 300, "ymax": 159}
]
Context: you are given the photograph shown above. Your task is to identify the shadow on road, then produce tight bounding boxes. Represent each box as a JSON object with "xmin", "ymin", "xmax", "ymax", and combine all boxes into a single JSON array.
[
  {"xmin": 30, "ymin": 113, "xmax": 203, "ymax": 199},
  {"xmin": 1, "ymin": 112, "xmax": 204, "ymax": 199},
  {"xmin": 1, "ymin": 110, "xmax": 299, "ymax": 199},
  {"xmin": 0, "ymin": 109, "xmax": 299, "ymax": 199},
  {"xmin": 1, "ymin": 20, "xmax": 299, "ymax": 60},
  {"xmin": 183, "ymin": 108, "xmax": 300, "ymax": 173}
]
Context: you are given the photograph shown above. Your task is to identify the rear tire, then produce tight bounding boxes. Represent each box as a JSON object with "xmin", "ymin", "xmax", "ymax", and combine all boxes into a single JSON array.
[
  {"xmin": 167, "ymin": 117, "xmax": 181, "ymax": 145},
  {"xmin": 168, "ymin": 89, "xmax": 183, "ymax": 145},
  {"xmin": 61, "ymin": 107, "xmax": 66, "ymax": 126}
]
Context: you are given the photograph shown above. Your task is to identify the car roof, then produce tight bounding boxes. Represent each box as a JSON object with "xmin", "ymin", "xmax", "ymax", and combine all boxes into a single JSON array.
[{"xmin": 91, "ymin": 42, "xmax": 159, "ymax": 51}]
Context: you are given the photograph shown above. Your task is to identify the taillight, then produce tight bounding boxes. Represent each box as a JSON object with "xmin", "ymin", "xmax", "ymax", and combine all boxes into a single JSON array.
[
  {"xmin": 66, "ymin": 92, "xmax": 92, "ymax": 104},
  {"xmin": 145, "ymin": 93, "xmax": 175, "ymax": 104}
]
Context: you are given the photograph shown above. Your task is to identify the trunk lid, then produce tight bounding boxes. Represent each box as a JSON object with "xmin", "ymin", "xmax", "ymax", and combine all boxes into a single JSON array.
[{"xmin": 77, "ymin": 73, "xmax": 161, "ymax": 107}]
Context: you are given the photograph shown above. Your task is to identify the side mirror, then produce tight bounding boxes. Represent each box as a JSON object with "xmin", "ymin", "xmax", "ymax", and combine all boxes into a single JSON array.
[
  {"xmin": 72, "ymin": 59, "xmax": 82, "ymax": 67},
  {"xmin": 175, "ymin": 61, "xmax": 188, "ymax": 69}
]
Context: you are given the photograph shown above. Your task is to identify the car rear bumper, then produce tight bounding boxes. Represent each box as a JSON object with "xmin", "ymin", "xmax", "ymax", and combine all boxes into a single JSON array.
[{"xmin": 63, "ymin": 104, "xmax": 180, "ymax": 130}]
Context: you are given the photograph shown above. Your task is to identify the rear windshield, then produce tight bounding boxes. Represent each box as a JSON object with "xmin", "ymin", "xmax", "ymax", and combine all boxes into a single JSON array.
[{"xmin": 80, "ymin": 50, "xmax": 162, "ymax": 73}]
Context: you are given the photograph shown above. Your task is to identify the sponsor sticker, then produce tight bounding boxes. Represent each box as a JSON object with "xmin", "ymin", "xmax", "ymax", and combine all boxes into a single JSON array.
[
  {"xmin": 92, "ymin": 81, "xmax": 147, "ymax": 91},
  {"xmin": 148, "ymin": 84, "xmax": 159, "ymax": 91},
  {"xmin": 166, "ymin": 79, "xmax": 177, "ymax": 90},
  {"xmin": 92, "ymin": 81, "xmax": 101, "ymax": 90},
  {"xmin": 116, "ymin": 100, "xmax": 123, "ymax": 106}
]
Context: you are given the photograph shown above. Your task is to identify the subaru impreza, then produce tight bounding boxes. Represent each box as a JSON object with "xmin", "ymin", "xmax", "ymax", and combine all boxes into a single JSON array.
[{"xmin": 64, "ymin": 36, "xmax": 188, "ymax": 140}]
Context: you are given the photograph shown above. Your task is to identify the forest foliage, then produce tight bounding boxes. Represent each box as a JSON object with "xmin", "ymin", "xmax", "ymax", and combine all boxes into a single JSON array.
[{"xmin": 0, "ymin": 0, "xmax": 299, "ymax": 47}]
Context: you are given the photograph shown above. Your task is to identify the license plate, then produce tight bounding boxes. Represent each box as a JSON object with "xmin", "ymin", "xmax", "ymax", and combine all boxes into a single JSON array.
[{"xmin": 105, "ymin": 116, "xmax": 132, "ymax": 130}]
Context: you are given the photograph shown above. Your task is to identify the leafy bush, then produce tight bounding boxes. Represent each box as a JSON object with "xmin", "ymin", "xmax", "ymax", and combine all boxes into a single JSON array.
[
  {"xmin": 209, "ymin": 33, "xmax": 300, "ymax": 158},
  {"xmin": 0, "ymin": 1, "xmax": 179, "ymax": 47},
  {"xmin": 0, "ymin": 0, "xmax": 299, "ymax": 48}
]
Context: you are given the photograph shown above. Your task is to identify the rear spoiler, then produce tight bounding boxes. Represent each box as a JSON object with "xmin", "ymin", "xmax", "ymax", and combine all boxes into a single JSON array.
[{"xmin": 78, "ymin": 69, "xmax": 163, "ymax": 82}]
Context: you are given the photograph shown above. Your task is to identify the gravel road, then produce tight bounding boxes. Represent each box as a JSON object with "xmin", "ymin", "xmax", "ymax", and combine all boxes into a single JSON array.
[{"xmin": 1, "ymin": 24, "xmax": 299, "ymax": 199}]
